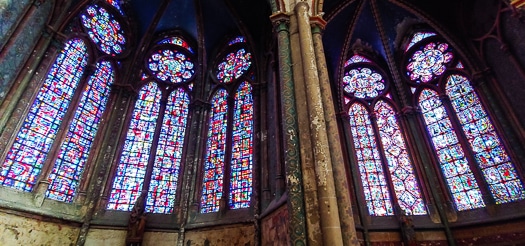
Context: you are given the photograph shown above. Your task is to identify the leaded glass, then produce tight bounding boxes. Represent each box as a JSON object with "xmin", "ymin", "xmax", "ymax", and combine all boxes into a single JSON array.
[
  {"xmin": 446, "ymin": 75, "xmax": 525, "ymax": 203},
  {"xmin": 159, "ymin": 37, "xmax": 194, "ymax": 53},
  {"xmin": 0, "ymin": 39, "xmax": 88, "ymax": 191},
  {"xmin": 407, "ymin": 42, "xmax": 453, "ymax": 83},
  {"xmin": 348, "ymin": 103, "xmax": 394, "ymax": 216},
  {"xmin": 229, "ymin": 82, "xmax": 253, "ymax": 209},
  {"xmin": 81, "ymin": 5, "xmax": 126, "ymax": 56},
  {"xmin": 419, "ymin": 89, "xmax": 485, "ymax": 210},
  {"xmin": 105, "ymin": 0, "xmax": 124, "ymax": 14},
  {"xmin": 107, "ymin": 82, "xmax": 162, "ymax": 211},
  {"xmin": 146, "ymin": 88, "xmax": 190, "ymax": 213},
  {"xmin": 343, "ymin": 67, "xmax": 385, "ymax": 98},
  {"xmin": 216, "ymin": 48, "xmax": 252, "ymax": 84},
  {"xmin": 148, "ymin": 49, "xmax": 194, "ymax": 84},
  {"xmin": 375, "ymin": 100, "xmax": 426, "ymax": 215},
  {"xmin": 228, "ymin": 36, "xmax": 246, "ymax": 46},
  {"xmin": 406, "ymin": 32, "xmax": 436, "ymax": 51},
  {"xmin": 200, "ymin": 89, "xmax": 229, "ymax": 213},
  {"xmin": 344, "ymin": 54, "xmax": 371, "ymax": 67},
  {"xmin": 46, "ymin": 61, "xmax": 114, "ymax": 202}
]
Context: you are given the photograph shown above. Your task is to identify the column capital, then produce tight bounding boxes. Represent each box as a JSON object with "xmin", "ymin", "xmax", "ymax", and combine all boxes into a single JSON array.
[
  {"xmin": 270, "ymin": 12, "xmax": 291, "ymax": 31},
  {"xmin": 310, "ymin": 15, "xmax": 327, "ymax": 32}
]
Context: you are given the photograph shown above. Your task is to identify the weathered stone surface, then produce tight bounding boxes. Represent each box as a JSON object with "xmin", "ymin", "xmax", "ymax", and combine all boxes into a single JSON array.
[
  {"xmin": 0, "ymin": 211, "xmax": 80, "ymax": 246},
  {"xmin": 184, "ymin": 224, "xmax": 255, "ymax": 246},
  {"xmin": 261, "ymin": 205, "xmax": 289, "ymax": 246},
  {"xmin": 84, "ymin": 228, "xmax": 127, "ymax": 246}
]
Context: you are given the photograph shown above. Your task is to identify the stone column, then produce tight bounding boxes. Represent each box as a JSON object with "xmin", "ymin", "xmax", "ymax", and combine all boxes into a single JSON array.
[
  {"xmin": 270, "ymin": 12, "xmax": 307, "ymax": 246},
  {"xmin": 294, "ymin": 2, "xmax": 344, "ymax": 245},
  {"xmin": 311, "ymin": 19, "xmax": 359, "ymax": 245}
]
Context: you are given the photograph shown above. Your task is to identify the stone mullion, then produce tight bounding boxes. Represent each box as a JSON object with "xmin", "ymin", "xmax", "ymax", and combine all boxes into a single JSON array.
[
  {"xmin": 270, "ymin": 12, "xmax": 308, "ymax": 246},
  {"xmin": 295, "ymin": 2, "xmax": 344, "ymax": 245},
  {"xmin": 75, "ymin": 87, "xmax": 134, "ymax": 246},
  {"xmin": 311, "ymin": 20, "xmax": 359, "ymax": 246}
]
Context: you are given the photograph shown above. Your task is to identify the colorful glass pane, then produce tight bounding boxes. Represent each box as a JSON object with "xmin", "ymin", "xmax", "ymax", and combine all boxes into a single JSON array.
[
  {"xmin": 343, "ymin": 67, "xmax": 385, "ymax": 99},
  {"xmin": 105, "ymin": 0, "xmax": 124, "ymax": 14},
  {"xmin": 228, "ymin": 36, "xmax": 246, "ymax": 46},
  {"xmin": 107, "ymin": 82, "xmax": 162, "ymax": 211},
  {"xmin": 148, "ymin": 49, "xmax": 194, "ymax": 84},
  {"xmin": 348, "ymin": 103, "xmax": 394, "ymax": 216},
  {"xmin": 446, "ymin": 75, "xmax": 525, "ymax": 203},
  {"xmin": 344, "ymin": 54, "xmax": 371, "ymax": 67},
  {"xmin": 46, "ymin": 61, "xmax": 114, "ymax": 202},
  {"xmin": 200, "ymin": 89, "xmax": 229, "ymax": 213},
  {"xmin": 159, "ymin": 37, "xmax": 194, "ymax": 53},
  {"xmin": 375, "ymin": 100, "xmax": 426, "ymax": 215},
  {"xmin": 216, "ymin": 48, "xmax": 252, "ymax": 84},
  {"xmin": 407, "ymin": 42, "xmax": 453, "ymax": 83},
  {"xmin": 419, "ymin": 89, "xmax": 485, "ymax": 210},
  {"xmin": 229, "ymin": 82, "xmax": 253, "ymax": 209},
  {"xmin": 146, "ymin": 88, "xmax": 190, "ymax": 213},
  {"xmin": 81, "ymin": 5, "xmax": 126, "ymax": 56},
  {"xmin": 406, "ymin": 32, "xmax": 437, "ymax": 51},
  {"xmin": 0, "ymin": 39, "xmax": 88, "ymax": 191}
]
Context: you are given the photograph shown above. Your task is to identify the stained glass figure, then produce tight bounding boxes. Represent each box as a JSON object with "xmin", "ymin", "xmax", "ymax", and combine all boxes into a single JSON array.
[
  {"xmin": 201, "ymin": 89, "xmax": 229, "ymax": 213},
  {"xmin": 348, "ymin": 103, "xmax": 394, "ymax": 216},
  {"xmin": 216, "ymin": 48, "xmax": 252, "ymax": 84},
  {"xmin": 0, "ymin": 39, "xmax": 88, "ymax": 191},
  {"xmin": 406, "ymin": 42, "xmax": 453, "ymax": 83},
  {"xmin": 344, "ymin": 54, "xmax": 371, "ymax": 67},
  {"xmin": 446, "ymin": 75, "xmax": 525, "ymax": 203},
  {"xmin": 148, "ymin": 49, "xmax": 194, "ymax": 84},
  {"xmin": 229, "ymin": 82, "xmax": 253, "ymax": 209},
  {"xmin": 228, "ymin": 36, "xmax": 246, "ymax": 46},
  {"xmin": 375, "ymin": 100, "xmax": 426, "ymax": 215},
  {"xmin": 107, "ymin": 82, "xmax": 162, "ymax": 211},
  {"xmin": 343, "ymin": 67, "xmax": 385, "ymax": 99},
  {"xmin": 46, "ymin": 61, "xmax": 114, "ymax": 202},
  {"xmin": 419, "ymin": 89, "xmax": 485, "ymax": 211},
  {"xmin": 146, "ymin": 88, "xmax": 190, "ymax": 213},
  {"xmin": 406, "ymin": 32, "xmax": 437, "ymax": 51},
  {"xmin": 81, "ymin": 5, "xmax": 126, "ymax": 56},
  {"xmin": 159, "ymin": 37, "xmax": 194, "ymax": 54}
]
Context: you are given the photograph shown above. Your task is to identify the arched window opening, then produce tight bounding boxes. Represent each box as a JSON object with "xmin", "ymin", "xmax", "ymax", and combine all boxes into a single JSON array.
[
  {"xmin": 46, "ymin": 60, "xmax": 115, "ymax": 202},
  {"xmin": 343, "ymin": 54, "xmax": 426, "ymax": 216},
  {"xmin": 404, "ymin": 31, "xmax": 525, "ymax": 211},
  {"xmin": 1, "ymin": 38, "xmax": 88, "ymax": 192},
  {"xmin": 200, "ymin": 36, "xmax": 254, "ymax": 213},
  {"xmin": 107, "ymin": 36, "xmax": 194, "ymax": 213}
]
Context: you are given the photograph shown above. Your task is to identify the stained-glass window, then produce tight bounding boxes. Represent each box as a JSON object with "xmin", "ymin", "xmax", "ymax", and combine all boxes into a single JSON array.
[
  {"xmin": 148, "ymin": 49, "xmax": 194, "ymax": 84},
  {"xmin": 446, "ymin": 75, "xmax": 525, "ymax": 203},
  {"xmin": 107, "ymin": 82, "xmax": 162, "ymax": 211},
  {"xmin": 201, "ymin": 89, "xmax": 229, "ymax": 213},
  {"xmin": 216, "ymin": 48, "xmax": 252, "ymax": 84},
  {"xmin": 228, "ymin": 36, "xmax": 246, "ymax": 46},
  {"xmin": 46, "ymin": 61, "xmax": 114, "ymax": 202},
  {"xmin": 159, "ymin": 37, "xmax": 194, "ymax": 53},
  {"xmin": 0, "ymin": 39, "xmax": 88, "ymax": 192},
  {"xmin": 348, "ymin": 103, "xmax": 394, "ymax": 216},
  {"xmin": 146, "ymin": 88, "xmax": 190, "ymax": 213},
  {"xmin": 419, "ymin": 89, "xmax": 485, "ymax": 211},
  {"xmin": 81, "ymin": 5, "xmax": 126, "ymax": 56},
  {"xmin": 105, "ymin": 0, "xmax": 124, "ymax": 14},
  {"xmin": 229, "ymin": 82, "xmax": 254, "ymax": 209},
  {"xmin": 343, "ymin": 67, "xmax": 385, "ymax": 98},
  {"xmin": 375, "ymin": 100, "xmax": 426, "ymax": 215},
  {"xmin": 406, "ymin": 32, "xmax": 436, "ymax": 51},
  {"xmin": 406, "ymin": 42, "xmax": 453, "ymax": 83},
  {"xmin": 344, "ymin": 54, "xmax": 371, "ymax": 67}
]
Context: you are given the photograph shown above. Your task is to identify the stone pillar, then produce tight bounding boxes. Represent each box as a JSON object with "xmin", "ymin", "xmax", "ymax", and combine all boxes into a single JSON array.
[
  {"xmin": 294, "ymin": 2, "xmax": 344, "ymax": 245},
  {"xmin": 311, "ymin": 19, "xmax": 359, "ymax": 245},
  {"xmin": 270, "ymin": 12, "xmax": 307, "ymax": 246}
]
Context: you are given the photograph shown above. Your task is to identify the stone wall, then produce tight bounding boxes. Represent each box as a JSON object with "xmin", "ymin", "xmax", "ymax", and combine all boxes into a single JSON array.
[
  {"xmin": 0, "ymin": 210, "xmax": 80, "ymax": 246},
  {"xmin": 261, "ymin": 205, "xmax": 289, "ymax": 246},
  {"xmin": 184, "ymin": 223, "xmax": 255, "ymax": 246}
]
